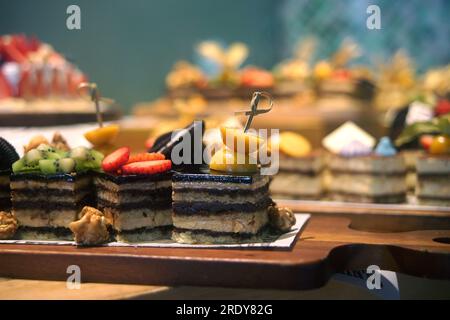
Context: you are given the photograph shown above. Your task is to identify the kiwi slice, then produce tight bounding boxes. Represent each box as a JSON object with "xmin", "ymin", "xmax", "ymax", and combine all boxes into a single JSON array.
[
  {"xmin": 36, "ymin": 144, "xmax": 62, "ymax": 160},
  {"xmin": 55, "ymin": 149, "xmax": 69, "ymax": 158},
  {"xmin": 59, "ymin": 158, "xmax": 75, "ymax": 173},
  {"xmin": 12, "ymin": 158, "xmax": 39, "ymax": 173},
  {"xmin": 37, "ymin": 144, "xmax": 56, "ymax": 153},
  {"xmin": 25, "ymin": 149, "xmax": 43, "ymax": 165},
  {"xmin": 0, "ymin": 137, "xmax": 19, "ymax": 170},
  {"xmin": 39, "ymin": 159, "xmax": 59, "ymax": 174},
  {"xmin": 70, "ymin": 147, "xmax": 89, "ymax": 161},
  {"xmin": 74, "ymin": 159, "xmax": 86, "ymax": 172},
  {"xmin": 89, "ymin": 149, "xmax": 104, "ymax": 163},
  {"xmin": 81, "ymin": 149, "xmax": 104, "ymax": 170}
]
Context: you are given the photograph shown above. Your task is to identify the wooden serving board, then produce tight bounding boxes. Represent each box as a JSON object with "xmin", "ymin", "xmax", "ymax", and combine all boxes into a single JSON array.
[
  {"xmin": 277, "ymin": 199, "xmax": 450, "ymax": 233},
  {"xmin": 1, "ymin": 216, "xmax": 449, "ymax": 290}
]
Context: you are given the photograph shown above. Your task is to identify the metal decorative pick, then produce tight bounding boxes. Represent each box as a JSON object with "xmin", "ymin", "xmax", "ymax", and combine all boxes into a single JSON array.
[
  {"xmin": 235, "ymin": 91, "xmax": 274, "ymax": 132},
  {"xmin": 77, "ymin": 82, "xmax": 114, "ymax": 128}
]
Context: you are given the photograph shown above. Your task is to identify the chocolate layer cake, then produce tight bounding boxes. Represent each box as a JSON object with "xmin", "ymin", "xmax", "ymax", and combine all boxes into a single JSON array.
[
  {"xmin": 327, "ymin": 154, "xmax": 407, "ymax": 203},
  {"xmin": 94, "ymin": 171, "xmax": 173, "ymax": 242},
  {"xmin": 11, "ymin": 172, "xmax": 94, "ymax": 240},
  {"xmin": 0, "ymin": 170, "xmax": 11, "ymax": 211},
  {"xmin": 270, "ymin": 153, "xmax": 324, "ymax": 200},
  {"xmin": 172, "ymin": 171, "xmax": 272, "ymax": 244},
  {"xmin": 416, "ymin": 155, "xmax": 450, "ymax": 206}
]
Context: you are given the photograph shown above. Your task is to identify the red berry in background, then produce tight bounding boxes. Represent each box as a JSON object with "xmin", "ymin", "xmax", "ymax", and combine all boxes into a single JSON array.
[
  {"xmin": 240, "ymin": 67, "xmax": 274, "ymax": 88},
  {"xmin": 11, "ymin": 34, "xmax": 30, "ymax": 56},
  {"xmin": 332, "ymin": 69, "xmax": 352, "ymax": 80},
  {"xmin": 420, "ymin": 135, "xmax": 434, "ymax": 151},
  {"xmin": 0, "ymin": 36, "xmax": 27, "ymax": 63},
  {"xmin": 102, "ymin": 147, "xmax": 130, "ymax": 172},
  {"xmin": 435, "ymin": 99, "xmax": 450, "ymax": 116},
  {"xmin": 28, "ymin": 35, "xmax": 41, "ymax": 52}
]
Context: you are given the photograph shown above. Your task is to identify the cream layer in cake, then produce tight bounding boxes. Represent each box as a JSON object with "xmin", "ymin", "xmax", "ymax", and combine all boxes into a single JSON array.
[
  {"xmin": 11, "ymin": 172, "xmax": 93, "ymax": 239},
  {"xmin": 172, "ymin": 172, "xmax": 272, "ymax": 244},
  {"xmin": 270, "ymin": 153, "xmax": 324, "ymax": 199}
]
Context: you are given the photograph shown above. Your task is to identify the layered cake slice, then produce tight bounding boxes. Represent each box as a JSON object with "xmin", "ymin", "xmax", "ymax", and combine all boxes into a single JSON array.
[
  {"xmin": 269, "ymin": 132, "xmax": 324, "ymax": 199},
  {"xmin": 171, "ymin": 121, "xmax": 295, "ymax": 244},
  {"xmin": 323, "ymin": 122, "xmax": 407, "ymax": 203},
  {"xmin": 394, "ymin": 114, "xmax": 450, "ymax": 205},
  {"xmin": 416, "ymin": 155, "xmax": 450, "ymax": 206},
  {"xmin": 172, "ymin": 171, "xmax": 272, "ymax": 243},
  {"xmin": 10, "ymin": 145, "xmax": 103, "ymax": 240},
  {"xmin": 95, "ymin": 148, "xmax": 173, "ymax": 242},
  {"xmin": 327, "ymin": 149, "xmax": 407, "ymax": 203}
]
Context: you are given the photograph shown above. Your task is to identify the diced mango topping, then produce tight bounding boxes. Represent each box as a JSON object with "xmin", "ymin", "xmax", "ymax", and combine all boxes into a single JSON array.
[
  {"xmin": 84, "ymin": 125, "xmax": 120, "ymax": 147},
  {"xmin": 220, "ymin": 126, "xmax": 265, "ymax": 155},
  {"xmin": 209, "ymin": 147, "xmax": 258, "ymax": 173}
]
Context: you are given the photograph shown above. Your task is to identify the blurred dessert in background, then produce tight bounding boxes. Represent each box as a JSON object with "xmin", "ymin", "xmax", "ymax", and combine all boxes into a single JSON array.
[
  {"xmin": 324, "ymin": 122, "xmax": 407, "ymax": 203},
  {"xmin": 374, "ymin": 51, "xmax": 417, "ymax": 113},
  {"xmin": 0, "ymin": 34, "xmax": 121, "ymax": 126},
  {"xmin": 270, "ymin": 132, "xmax": 324, "ymax": 200},
  {"xmin": 395, "ymin": 114, "xmax": 450, "ymax": 206},
  {"xmin": 314, "ymin": 39, "xmax": 375, "ymax": 109},
  {"xmin": 273, "ymin": 37, "xmax": 316, "ymax": 97}
]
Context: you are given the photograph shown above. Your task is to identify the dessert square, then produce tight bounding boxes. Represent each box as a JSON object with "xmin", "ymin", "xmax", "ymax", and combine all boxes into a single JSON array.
[
  {"xmin": 172, "ymin": 171, "xmax": 272, "ymax": 244},
  {"xmin": 94, "ymin": 171, "xmax": 173, "ymax": 242},
  {"xmin": 416, "ymin": 155, "xmax": 450, "ymax": 206},
  {"xmin": 11, "ymin": 172, "xmax": 94, "ymax": 240},
  {"xmin": 270, "ymin": 153, "xmax": 324, "ymax": 199},
  {"xmin": 327, "ymin": 154, "xmax": 407, "ymax": 203}
]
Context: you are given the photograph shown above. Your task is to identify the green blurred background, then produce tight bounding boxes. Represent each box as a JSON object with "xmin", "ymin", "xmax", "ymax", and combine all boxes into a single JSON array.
[{"xmin": 1, "ymin": 0, "xmax": 449, "ymax": 112}]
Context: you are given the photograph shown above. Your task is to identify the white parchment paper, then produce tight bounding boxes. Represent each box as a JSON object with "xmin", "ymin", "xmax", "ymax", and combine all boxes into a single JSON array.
[{"xmin": 0, "ymin": 214, "xmax": 310, "ymax": 249}]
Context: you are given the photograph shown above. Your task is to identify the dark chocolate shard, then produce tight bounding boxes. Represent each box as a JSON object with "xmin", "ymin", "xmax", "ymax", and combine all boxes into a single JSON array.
[
  {"xmin": 148, "ymin": 120, "xmax": 205, "ymax": 168},
  {"xmin": 0, "ymin": 137, "xmax": 19, "ymax": 170}
]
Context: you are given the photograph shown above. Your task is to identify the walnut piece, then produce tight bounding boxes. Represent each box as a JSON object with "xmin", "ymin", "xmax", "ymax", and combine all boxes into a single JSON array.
[
  {"xmin": 268, "ymin": 205, "xmax": 296, "ymax": 232},
  {"xmin": 24, "ymin": 135, "xmax": 49, "ymax": 153},
  {"xmin": 51, "ymin": 132, "xmax": 70, "ymax": 151},
  {"xmin": 0, "ymin": 211, "xmax": 18, "ymax": 240},
  {"xmin": 69, "ymin": 206, "xmax": 111, "ymax": 246}
]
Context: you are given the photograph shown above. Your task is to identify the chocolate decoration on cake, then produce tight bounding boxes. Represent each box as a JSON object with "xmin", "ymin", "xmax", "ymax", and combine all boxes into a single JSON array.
[{"xmin": 149, "ymin": 120, "xmax": 205, "ymax": 170}]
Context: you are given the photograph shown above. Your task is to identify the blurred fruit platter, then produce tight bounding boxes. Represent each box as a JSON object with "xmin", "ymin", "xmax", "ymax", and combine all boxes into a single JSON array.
[{"xmin": 0, "ymin": 34, "xmax": 121, "ymax": 126}]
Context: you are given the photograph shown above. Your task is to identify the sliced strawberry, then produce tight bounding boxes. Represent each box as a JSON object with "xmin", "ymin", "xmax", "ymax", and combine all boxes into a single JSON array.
[
  {"xmin": 122, "ymin": 160, "xmax": 171, "ymax": 175},
  {"xmin": 420, "ymin": 135, "xmax": 434, "ymax": 151},
  {"xmin": 102, "ymin": 147, "xmax": 130, "ymax": 172},
  {"xmin": 435, "ymin": 99, "xmax": 450, "ymax": 116},
  {"xmin": 127, "ymin": 152, "xmax": 165, "ymax": 164}
]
